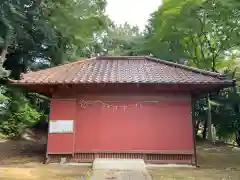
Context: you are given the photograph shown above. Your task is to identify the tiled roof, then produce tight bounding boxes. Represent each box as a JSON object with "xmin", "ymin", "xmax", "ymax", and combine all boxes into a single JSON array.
[{"xmin": 10, "ymin": 56, "xmax": 232, "ymax": 85}]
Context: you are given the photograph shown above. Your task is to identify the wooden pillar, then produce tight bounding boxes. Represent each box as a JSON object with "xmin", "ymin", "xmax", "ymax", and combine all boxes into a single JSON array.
[{"xmin": 191, "ymin": 95, "xmax": 198, "ymax": 167}]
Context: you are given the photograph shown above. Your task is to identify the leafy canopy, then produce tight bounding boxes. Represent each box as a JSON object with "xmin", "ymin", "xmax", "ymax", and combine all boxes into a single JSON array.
[{"xmin": 146, "ymin": 0, "xmax": 240, "ymax": 71}]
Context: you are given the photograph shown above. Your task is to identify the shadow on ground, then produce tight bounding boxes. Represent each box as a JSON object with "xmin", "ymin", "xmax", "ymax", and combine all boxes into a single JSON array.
[{"xmin": 0, "ymin": 128, "xmax": 47, "ymax": 165}]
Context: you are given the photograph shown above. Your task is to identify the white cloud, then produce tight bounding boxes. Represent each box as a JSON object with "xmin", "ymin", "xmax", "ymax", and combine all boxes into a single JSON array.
[{"xmin": 106, "ymin": 0, "xmax": 162, "ymax": 30}]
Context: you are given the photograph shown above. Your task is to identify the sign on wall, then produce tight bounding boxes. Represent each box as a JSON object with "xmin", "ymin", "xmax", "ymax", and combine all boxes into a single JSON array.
[{"xmin": 49, "ymin": 120, "xmax": 74, "ymax": 133}]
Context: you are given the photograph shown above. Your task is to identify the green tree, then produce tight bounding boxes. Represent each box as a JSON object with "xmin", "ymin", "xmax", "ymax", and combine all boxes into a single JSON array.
[
  {"xmin": 0, "ymin": 0, "xmax": 108, "ymax": 138},
  {"xmin": 105, "ymin": 22, "xmax": 143, "ymax": 56},
  {"xmin": 146, "ymin": 0, "xmax": 240, "ymax": 70},
  {"xmin": 0, "ymin": 87, "xmax": 42, "ymax": 138},
  {"xmin": 86, "ymin": 21, "xmax": 145, "ymax": 56},
  {"xmin": 1, "ymin": 0, "xmax": 107, "ymax": 79},
  {"xmin": 42, "ymin": 0, "xmax": 107, "ymax": 62}
]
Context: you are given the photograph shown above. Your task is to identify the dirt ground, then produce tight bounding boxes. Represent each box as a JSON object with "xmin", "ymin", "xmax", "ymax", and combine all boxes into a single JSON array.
[
  {"xmin": 149, "ymin": 144, "xmax": 240, "ymax": 180},
  {"xmin": 0, "ymin": 130, "xmax": 90, "ymax": 180},
  {"xmin": 0, "ymin": 131, "xmax": 240, "ymax": 180}
]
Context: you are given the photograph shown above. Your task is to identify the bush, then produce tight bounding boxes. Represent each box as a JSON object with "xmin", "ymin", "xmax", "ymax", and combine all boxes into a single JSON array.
[
  {"xmin": 0, "ymin": 87, "xmax": 42, "ymax": 138},
  {"xmin": 1, "ymin": 103, "xmax": 42, "ymax": 137}
]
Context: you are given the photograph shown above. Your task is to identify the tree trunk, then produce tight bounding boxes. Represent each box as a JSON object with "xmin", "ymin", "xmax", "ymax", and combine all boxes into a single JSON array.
[
  {"xmin": 196, "ymin": 120, "xmax": 200, "ymax": 136},
  {"xmin": 0, "ymin": 48, "xmax": 8, "ymax": 60},
  {"xmin": 236, "ymin": 131, "xmax": 240, "ymax": 146},
  {"xmin": 0, "ymin": 28, "xmax": 11, "ymax": 61},
  {"xmin": 0, "ymin": 29, "xmax": 10, "ymax": 74},
  {"xmin": 232, "ymin": 79, "xmax": 240, "ymax": 147},
  {"xmin": 207, "ymin": 93, "xmax": 212, "ymax": 142},
  {"xmin": 0, "ymin": 47, "xmax": 9, "ymax": 78},
  {"xmin": 202, "ymin": 120, "xmax": 207, "ymax": 139}
]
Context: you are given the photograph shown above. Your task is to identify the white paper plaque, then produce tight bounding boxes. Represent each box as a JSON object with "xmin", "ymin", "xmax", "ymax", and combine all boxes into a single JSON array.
[{"xmin": 49, "ymin": 120, "xmax": 74, "ymax": 133}]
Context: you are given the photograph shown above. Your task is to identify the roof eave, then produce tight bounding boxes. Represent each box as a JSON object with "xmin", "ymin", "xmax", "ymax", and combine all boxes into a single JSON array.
[{"xmin": 8, "ymin": 80, "xmax": 234, "ymax": 86}]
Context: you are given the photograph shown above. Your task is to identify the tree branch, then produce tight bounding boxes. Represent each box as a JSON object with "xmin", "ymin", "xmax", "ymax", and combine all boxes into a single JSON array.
[
  {"xmin": 196, "ymin": 34, "xmax": 206, "ymax": 61},
  {"xmin": 186, "ymin": 36, "xmax": 200, "ymax": 67},
  {"xmin": 196, "ymin": 10, "xmax": 208, "ymax": 62},
  {"xmin": 203, "ymin": 33, "xmax": 216, "ymax": 71}
]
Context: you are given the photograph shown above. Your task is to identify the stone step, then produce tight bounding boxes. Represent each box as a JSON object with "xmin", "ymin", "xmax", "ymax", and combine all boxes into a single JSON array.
[{"xmin": 92, "ymin": 158, "xmax": 146, "ymax": 171}]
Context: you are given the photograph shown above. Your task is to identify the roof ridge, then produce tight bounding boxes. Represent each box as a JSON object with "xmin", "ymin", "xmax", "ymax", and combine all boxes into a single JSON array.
[
  {"xmin": 145, "ymin": 56, "xmax": 226, "ymax": 79},
  {"xmin": 96, "ymin": 56, "xmax": 146, "ymax": 60}
]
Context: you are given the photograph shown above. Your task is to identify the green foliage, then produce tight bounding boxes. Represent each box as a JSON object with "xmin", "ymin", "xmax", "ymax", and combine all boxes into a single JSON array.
[
  {"xmin": 104, "ymin": 23, "xmax": 142, "ymax": 56},
  {"xmin": 41, "ymin": 0, "xmax": 107, "ymax": 62},
  {"xmin": 1, "ymin": 0, "xmax": 108, "ymax": 79},
  {"xmin": 211, "ymin": 89, "xmax": 240, "ymax": 139},
  {"xmin": 192, "ymin": 97, "xmax": 207, "ymax": 122},
  {"xmin": 44, "ymin": 0, "xmax": 107, "ymax": 45},
  {"xmin": 1, "ymin": 105, "xmax": 41, "ymax": 138},
  {"xmin": 0, "ymin": 87, "xmax": 42, "ymax": 138},
  {"xmin": 85, "ymin": 22, "xmax": 146, "ymax": 56},
  {"xmin": 145, "ymin": 0, "xmax": 240, "ymax": 70},
  {"xmin": 0, "ymin": 91, "xmax": 7, "ymax": 102}
]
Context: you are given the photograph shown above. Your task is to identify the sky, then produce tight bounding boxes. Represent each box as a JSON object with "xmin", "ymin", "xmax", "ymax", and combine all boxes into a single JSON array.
[{"xmin": 106, "ymin": 0, "xmax": 162, "ymax": 30}]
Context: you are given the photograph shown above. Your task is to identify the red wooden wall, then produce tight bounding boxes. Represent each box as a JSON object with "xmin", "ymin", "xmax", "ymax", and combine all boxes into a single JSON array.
[
  {"xmin": 47, "ymin": 93, "xmax": 194, "ymax": 154},
  {"xmin": 47, "ymin": 99, "xmax": 76, "ymax": 153}
]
